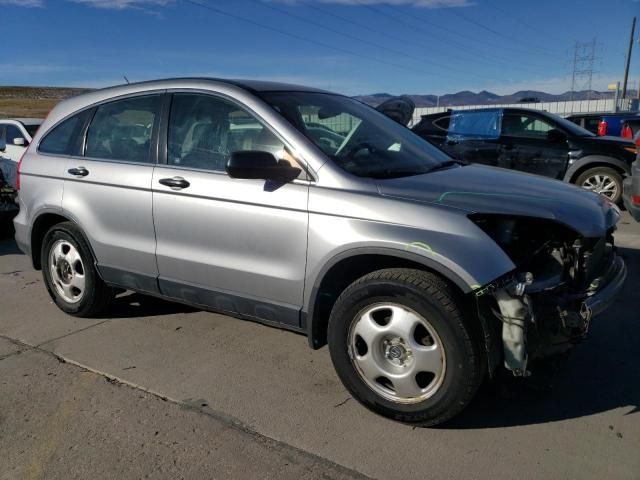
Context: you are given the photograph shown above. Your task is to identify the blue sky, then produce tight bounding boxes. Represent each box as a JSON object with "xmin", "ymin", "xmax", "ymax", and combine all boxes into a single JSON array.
[{"xmin": 1, "ymin": 0, "xmax": 639, "ymax": 95}]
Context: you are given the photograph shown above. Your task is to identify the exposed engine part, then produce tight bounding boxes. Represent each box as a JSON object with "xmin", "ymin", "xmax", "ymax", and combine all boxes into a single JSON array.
[
  {"xmin": 472, "ymin": 214, "xmax": 618, "ymax": 375},
  {"xmin": 494, "ymin": 288, "xmax": 532, "ymax": 376}
]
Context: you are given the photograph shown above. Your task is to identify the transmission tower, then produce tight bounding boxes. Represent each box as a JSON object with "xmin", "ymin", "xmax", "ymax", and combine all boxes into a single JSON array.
[{"xmin": 570, "ymin": 39, "xmax": 597, "ymax": 101}]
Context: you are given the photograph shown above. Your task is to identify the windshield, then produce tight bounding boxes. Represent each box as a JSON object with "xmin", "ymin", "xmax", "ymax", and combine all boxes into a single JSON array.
[
  {"xmin": 259, "ymin": 92, "xmax": 451, "ymax": 179},
  {"xmin": 24, "ymin": 123, "xmax": 41, "ymax": 138}
]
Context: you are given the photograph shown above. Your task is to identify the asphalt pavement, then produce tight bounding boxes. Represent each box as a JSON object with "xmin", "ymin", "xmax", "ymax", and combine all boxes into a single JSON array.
[{"xmin": 1, "ymin": 213, "xmax": 639, "ymax": 480}]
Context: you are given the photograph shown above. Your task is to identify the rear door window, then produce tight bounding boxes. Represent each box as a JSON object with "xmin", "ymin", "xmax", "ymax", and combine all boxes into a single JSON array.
[
  {"xmin": 39, "ymin": 110, "xmax": 91, "ymax": 155},
  {"xmin": 85, "ymin": 95, "xmax": 161, "ymax": 163},
  {"xmin": 448, "ymin": 110, "xmax": 501, "ymax": 139}
]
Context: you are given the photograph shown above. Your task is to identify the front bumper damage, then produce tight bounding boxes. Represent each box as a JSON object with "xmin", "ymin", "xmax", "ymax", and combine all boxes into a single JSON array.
[{"xmin": 475, "ymin": 233, "xmax": 627, "ymax": 377}]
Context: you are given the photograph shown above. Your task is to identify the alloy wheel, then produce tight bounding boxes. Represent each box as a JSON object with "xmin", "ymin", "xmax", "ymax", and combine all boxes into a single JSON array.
[
  {"xmin": 581, "ymin": 173, "xmax": 618, "ymax": 200},
  {"xmin": 348, "ymin": 303, "xmax": 446, "ymax": 404},
  {"xmin": 48, "ymin": 239, "xmax": 86, "ymax": 304}
]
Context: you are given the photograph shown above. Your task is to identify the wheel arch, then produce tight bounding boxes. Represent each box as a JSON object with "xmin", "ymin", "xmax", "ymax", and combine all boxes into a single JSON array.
[
  {"xmin": 304, "ymin": 247, "xmax": 472, "ymax": 349},
  {"xmin": 564, "ymin": 155, "xmax": 630, "ymax": 184},
  {"xmin": 30, "ymin": 212, "xmax": 98, "ymax": 271}
]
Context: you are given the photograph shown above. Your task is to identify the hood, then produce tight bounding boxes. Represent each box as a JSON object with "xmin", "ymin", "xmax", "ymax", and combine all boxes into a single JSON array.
[
  {"xmin": 375, "ymin": 96, "xmax": 415, "ymax": 126},
  {"xmin": 377, "ymin": 164, "xmax": 618, "ymax": 238}
]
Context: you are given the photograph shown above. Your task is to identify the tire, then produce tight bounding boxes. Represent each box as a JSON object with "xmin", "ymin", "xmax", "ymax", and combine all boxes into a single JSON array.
[
  {"xmin": 328, "ymin": 268, "xmax": 485, "ymax": 426},
  {"xmin": 575, "ymin": 166, "xmax": 623, "ymax": 204},
  {"xmin": 41, "ymin": 221, "xmax": 114, "ymax": 317}
]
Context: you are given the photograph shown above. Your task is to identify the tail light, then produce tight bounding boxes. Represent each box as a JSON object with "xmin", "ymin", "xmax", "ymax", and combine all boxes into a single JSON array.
[
  {"xmin": 621, "ymin": 124, "xmax": 633, "ymax": 139},
  {"xmin": 597, "ymin": 120, "xmax": 607, "ymax": 136},
  {"xmin": 16, "ymin": 149, "xmax": 27, "ymax": 190},
  {"xmin": 632, "ymin": 195, "xmax": 640, "ymax": 206}
]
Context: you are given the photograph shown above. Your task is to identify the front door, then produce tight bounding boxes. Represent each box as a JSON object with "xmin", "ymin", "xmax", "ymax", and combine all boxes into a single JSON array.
[
  {"xmin": 499, "ymin": 112, "xmax": 568, "ymax": 180},
  {"xmin": 152, "ymin": 92, "xmax": 309, "ymax": 327}
]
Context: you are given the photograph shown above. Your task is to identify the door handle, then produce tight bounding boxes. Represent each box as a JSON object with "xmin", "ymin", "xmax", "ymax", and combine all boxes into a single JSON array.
[
  {"xmin": 68, "ymin": 167, "xmax": 89, "ymax": 177},
  {"xmin": 159, "ymin": 176, "xmax": 190, "ymax": 189}
]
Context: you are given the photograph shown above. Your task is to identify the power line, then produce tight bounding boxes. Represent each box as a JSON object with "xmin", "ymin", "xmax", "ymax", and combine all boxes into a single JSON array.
[
  {"xmin": 303, "ymin": 2, "xmax": 542, "ymax": 74},
  {"xmin": 484, "ymin": 0, "xmax": 565, "ymax": 43},
  {"xmin": 355, "ymin": 1, "xmax": 557, "ymax": 61},
  {"xmin": 446, "ymin": 8, "xmax": 562, "ymax": 57},
  {"xmin": 183, "ymin": 0, "xmax": 440, "ymax": 78},
  {"xmin": 248, "ymin": 0, "xmax": 491, "ymax": 80}
]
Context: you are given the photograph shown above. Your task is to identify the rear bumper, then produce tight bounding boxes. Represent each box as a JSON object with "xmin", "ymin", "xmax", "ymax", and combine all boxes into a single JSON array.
[
  {"xmin": 12, "ymin": 206, "xmax": 30, "ymax": 257},
  {"xmin": 583, "ymin": 255, "xmax": 627, "ymax": 318}
]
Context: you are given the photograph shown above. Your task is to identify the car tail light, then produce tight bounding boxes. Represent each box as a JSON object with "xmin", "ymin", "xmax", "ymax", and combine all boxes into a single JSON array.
[
  {"xmin": 632, "ymin": 195, "xmax": 640, "ymax": 206},
  {"xmin": 597, "ymin": 120, "xmax": 607, "ymax": 136},
  {"xmin": 621, "ymin": 124, "xmax": 633, "ymax": 139},
  {"xmin": 16, "ymin": 149, "xmax": 26, "ymax": 190}
]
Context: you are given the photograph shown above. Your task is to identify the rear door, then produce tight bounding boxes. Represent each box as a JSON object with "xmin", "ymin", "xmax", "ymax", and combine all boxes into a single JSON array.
[
  {"xmin": 499, "ymin": 112, "xmax": 568, "ymax": 179},
  {"xmin": 61, "ymin": 93, "xmax": 163, "ymax": 293},
  {"xmin": 152, "ymin": 92, "xmax": 309, "ymax": 327}
]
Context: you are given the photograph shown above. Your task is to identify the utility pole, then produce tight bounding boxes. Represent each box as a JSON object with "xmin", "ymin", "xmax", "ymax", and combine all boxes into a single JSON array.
[
  {"xmin": 622, "ymin": 16, "xmax": 636, "ymax": 99},
  {"xmin": 570, "ymin": 39, "xmax": 597, "ymax": 102}
]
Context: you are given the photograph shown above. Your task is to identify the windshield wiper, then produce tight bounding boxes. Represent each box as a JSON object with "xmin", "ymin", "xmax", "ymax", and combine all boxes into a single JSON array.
[{"xmin": 425, "ymin": 159, "xmax": 467, "ymax": 173}]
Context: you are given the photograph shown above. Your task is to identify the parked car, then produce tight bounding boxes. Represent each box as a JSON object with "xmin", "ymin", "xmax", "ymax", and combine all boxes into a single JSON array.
[
  {"xmin": 0, "ymin": 139, "xmax": 19, "ymax": 229},
  {"xmin": 565, "ymin": 112, "xmax": 639, "ymax": 137},
  {"xmin": 622, "ymin": 159, "xmax": 640, "ymax": 221},
  {"xmin": 391, "ymin": 106, "xmax": 637, "ymax": 204},
  {"xmin": 14, "ymin": 78, "xmax": 626, "ymax": 426},
  {"xmin": 0, "ymin": 118, "xmax": 43, "ymax": 163}
]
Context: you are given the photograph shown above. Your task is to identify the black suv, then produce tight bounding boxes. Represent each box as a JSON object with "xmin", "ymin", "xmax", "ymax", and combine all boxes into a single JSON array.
[{"xmin": 377, "ymin": 101, "xmax": 637, "ymax": 204}]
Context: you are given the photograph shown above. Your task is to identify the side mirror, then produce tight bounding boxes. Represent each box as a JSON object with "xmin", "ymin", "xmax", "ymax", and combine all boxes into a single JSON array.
[
  {"xmin": 13, "ymin": 137, "xmax": 25, "ymax": 146},
  {"xmin": 0, "ymin": 139, "xmax": 5, "ymax": 152},
  {"xmin": 547, "ymin": 129, "xmax": 566, "ymax": 143},
  {"xmin": 226, "ymin": 151, "xmax": 301, "ymax": 181}
]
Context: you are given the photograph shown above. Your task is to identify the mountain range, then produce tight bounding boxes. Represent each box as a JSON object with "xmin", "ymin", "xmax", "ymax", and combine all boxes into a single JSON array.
[{"xmin": 354, "ymin": 89, "xmax": 635, "ymax": 108}]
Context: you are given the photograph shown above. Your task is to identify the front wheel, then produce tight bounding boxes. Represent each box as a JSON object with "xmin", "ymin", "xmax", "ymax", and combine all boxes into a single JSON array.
[
  {"xmin": 575, "ymin": 166, "xmax": 623, "ymax": 204},
  {"xmin": 328, "ymin": 268, "xmax": 485, "ymax": 426}
]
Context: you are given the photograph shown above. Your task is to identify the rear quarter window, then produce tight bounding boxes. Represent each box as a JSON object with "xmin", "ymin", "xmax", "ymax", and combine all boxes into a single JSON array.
[
  {"xmin": 448, "ymin": 110, "xmax": 500, "ymax": 139},
  {"xmin": 39, "ymin": 110, "xmax": 91, "ymax": 155}
]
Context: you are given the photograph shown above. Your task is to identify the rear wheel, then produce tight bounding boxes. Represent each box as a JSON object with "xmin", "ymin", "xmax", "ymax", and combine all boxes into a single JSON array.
[
  {"xmin": 575, "ymin": 166, "xmax": 623, "ymax": 203},
  {"xmin": 41, "ymin": 222, "xmax": 114, "ymax": 317},
  {"xmin": 328, "ymin": 268, "xmax": 484, "ymax": 426}
]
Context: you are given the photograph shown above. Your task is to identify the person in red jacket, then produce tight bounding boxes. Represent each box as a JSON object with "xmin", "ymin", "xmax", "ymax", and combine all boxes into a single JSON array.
[
  {"xmin": 621, "ymin": 122, "xmax": 633, "ymax": 139},
  {"xmin": 597, "ymin": 119, "xmax": 608, "ymax": 136}
]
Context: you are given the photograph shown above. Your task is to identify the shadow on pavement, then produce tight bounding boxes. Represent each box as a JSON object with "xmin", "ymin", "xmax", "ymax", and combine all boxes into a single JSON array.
[
  {"xmin": 0, "ymin": 238, "xmax": 21, "ymax": 256},
  {"xmin": 100, "ymin": 291, "xmax": 198, "ymax": 319},
  {"xmin": 445, "ymin": 245, "xmax": 640, "ymax": 429}
]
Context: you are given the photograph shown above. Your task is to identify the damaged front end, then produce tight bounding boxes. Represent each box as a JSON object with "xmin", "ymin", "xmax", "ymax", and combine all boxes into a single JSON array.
[{"xmin": 470, "ymin": 214, "xmax": 627, "ymax": 377}]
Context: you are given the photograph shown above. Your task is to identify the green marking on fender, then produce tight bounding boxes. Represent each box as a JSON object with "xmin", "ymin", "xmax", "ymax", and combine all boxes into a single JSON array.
[
  {"xmin": 406, "ymin": 241, "xmax": 434, "ymax": 253},
  {"xmin": 436, "ymin": 191, "xmax": 551, "ymax": 203},
  {"xmin": 470, "ymin": 284, "xmax": 481, "ymax": 290}
]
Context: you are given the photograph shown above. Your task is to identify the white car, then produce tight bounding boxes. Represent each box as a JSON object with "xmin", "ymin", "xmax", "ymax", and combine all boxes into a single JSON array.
[{"xmin": 1, "ymin": 118, "xmax": 43, "ymax": 162}]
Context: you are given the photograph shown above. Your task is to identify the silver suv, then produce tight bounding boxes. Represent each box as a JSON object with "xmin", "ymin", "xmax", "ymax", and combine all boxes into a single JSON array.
[{"xmin": 14, "ymin": 78, "xmax": 627, "ymax": 425}]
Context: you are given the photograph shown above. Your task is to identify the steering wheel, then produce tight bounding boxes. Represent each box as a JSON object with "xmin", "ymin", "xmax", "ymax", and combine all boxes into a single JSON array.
[{"xmin": 342, "ymin": 142, "xmax": 375, "ymax": 158}]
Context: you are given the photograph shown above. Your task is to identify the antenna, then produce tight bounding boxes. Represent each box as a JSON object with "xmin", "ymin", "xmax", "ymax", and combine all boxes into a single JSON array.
[{"xmin": 123, "ymin": 75, "xmax": 130, "ymax": 84}]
